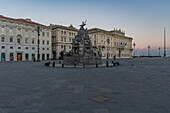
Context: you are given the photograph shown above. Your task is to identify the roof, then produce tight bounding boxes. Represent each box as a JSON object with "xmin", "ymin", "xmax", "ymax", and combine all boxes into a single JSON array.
[
  {"xmin": 52, "ymin": 24, "xmax": 78, "ymax": 31},
  {"xmin": 88, "ymin": 28, "xmax": 132, "ymax": 39},
  {"xmin": 0, "ymin": 15, "xmax": 50, "ymax": 28}
]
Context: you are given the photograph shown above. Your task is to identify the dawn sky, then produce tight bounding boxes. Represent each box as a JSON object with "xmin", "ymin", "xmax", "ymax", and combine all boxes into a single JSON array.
[{"xmin": 0, "ymin": 0, "xmax": 170, "ymax": 56}]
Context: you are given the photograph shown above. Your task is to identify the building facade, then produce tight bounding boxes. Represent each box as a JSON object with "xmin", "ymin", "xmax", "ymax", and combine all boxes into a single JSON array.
[
  {"xmin": 52, "ymin": 24, "xmax": 78, "ymax": 59},
  {"xmin": 0, "ymin": 15, "xmax": 51, "ymax": 61},
  {"xmin": 88, "ymin": 28, "xmax": 133, "ymax": 59},
  {"xmin": 52, "ymin": 25, "xmax": 132, "ymax": 59}
]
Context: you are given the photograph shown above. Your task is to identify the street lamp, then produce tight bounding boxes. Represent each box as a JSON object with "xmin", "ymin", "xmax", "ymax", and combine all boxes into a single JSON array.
[
  {"xmin": 164, "ymin": 28, "xmax": 166, "ymax": 57},
  {"xmin": 36, "ymin": 25, "xmax": 41, "ymax": 62},
  {"xmin": 148, "ymin": 45, "xmax": 150, "ymax": 57},
  {"xmin": 158, "ymin": 47, "xmax": 161, "ymax": 57},
  {"xmin": 107, "ymin": 38, "xmax": 110, "ymax": 60},
  {"xmin": 133, "ymin": 42, "xmax": 136, "ymax": 57},
  {"xmin": 106, "ymin": 38, "xmax": 110, "ymax": 67}
]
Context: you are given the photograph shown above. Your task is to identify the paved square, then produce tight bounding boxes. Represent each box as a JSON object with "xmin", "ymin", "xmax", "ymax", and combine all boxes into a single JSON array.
[
  {"xmin": 0, "ymin": 58, "xmax": 170, "ymax": 113},
  {"xmin": 90, "ymin": 95, "xmax": 111, "ymax": 103}
]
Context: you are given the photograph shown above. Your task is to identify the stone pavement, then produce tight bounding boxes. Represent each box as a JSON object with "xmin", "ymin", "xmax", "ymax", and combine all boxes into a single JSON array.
[{"xmin": 0, "ymin": 58, "xmax": 170, "ymax": 113}]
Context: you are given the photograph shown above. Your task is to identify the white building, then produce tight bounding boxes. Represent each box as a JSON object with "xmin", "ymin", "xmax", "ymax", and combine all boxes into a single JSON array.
[{"xmin": 0, "ymin": 15, "xmax": 51, "ymax": 61}]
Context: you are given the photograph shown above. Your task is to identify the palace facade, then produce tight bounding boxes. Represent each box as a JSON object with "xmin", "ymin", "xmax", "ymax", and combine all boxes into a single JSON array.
[
  {"xmin": 0, "ymin": 15, "xmax": 51, "ymax": 61},
  {"xmin": 51, "ymin": 24, "xmax": 78, "ymax": 59},
  {"xmin": 0, "ymin": 15, "xmax": 133, "ymax": 61},
  {"xmin": 52, "ymin": 25, "xmax": 133, "ymax": 59},
  {"xmin": 88, "ymin": 28, "xmax": 133, "ymax": 59}
]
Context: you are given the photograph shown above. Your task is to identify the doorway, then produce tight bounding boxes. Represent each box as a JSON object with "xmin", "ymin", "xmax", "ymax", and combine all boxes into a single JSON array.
[
  {"xmin": 17, "ymin": 53, "xmax": 22, "ymax": 61},
  {"xmin": 10, "ymin": 53, "xmax": 14, "ymax": 61},
  {"xmin": 119, "ymin": 50, "xmax": 121, "ymax": 58},
  {"xmin": 1, "ymin": 53, "xmax": 5, "ymax": 61}
]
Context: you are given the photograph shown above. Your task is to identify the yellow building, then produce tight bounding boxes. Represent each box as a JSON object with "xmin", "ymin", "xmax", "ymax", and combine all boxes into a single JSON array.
[
  {"xmin": 88, "ymin": 28, "xmax": 133, "ymax": 59},
  {"xmin": 51, "ymin": 25, "xmax": 133, "ymax": 59},
  {"xmin": 51, "ymin": 24, "xmax": 78, "ymax": 59}
]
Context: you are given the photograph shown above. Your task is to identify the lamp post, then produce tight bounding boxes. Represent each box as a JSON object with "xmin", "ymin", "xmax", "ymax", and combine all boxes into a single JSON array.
[
  {"xmin": 133, "ymin": 42, "xmax": 136, "ymax": 57},
  {"xmin": 158, "ymin": 47, "xmax": 161, "ymax": 57},
  {"xmin": 148, "ymin": 45, "xmax": 150, "ymax": 57},
  {"xmin": 36, "ymin": 25, "xmax": 41, "ymax": 62},
  {"xmin": 107, "ymin": 38, "xmax": 110, "ymax": 60},
  {"xmin": 164, "ymin": 28, "xmax": 166, "ymax": 57},
  {"xmin": 106, "ymin": 38, "xmax": 110, "ymax": 67}
]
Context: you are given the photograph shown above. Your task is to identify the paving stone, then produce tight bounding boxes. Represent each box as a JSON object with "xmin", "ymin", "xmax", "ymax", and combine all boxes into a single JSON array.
[
  {"xmin": 90, "ymin": 95, "xmax": 111, "ymax": 103},
  {"xmin": 1, "ymin": 58, "xmax": 170, "ymax": 113},
  {"xmin": 93, "ymin": 108, "xmax": 109, "ymax": 113},
  {"xmin": 24, "ymin": 103, "xmax": 44, "ymax": 113}
]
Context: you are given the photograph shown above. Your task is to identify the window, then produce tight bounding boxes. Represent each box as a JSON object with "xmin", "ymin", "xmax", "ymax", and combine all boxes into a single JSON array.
[
  {"xmin": 32, "ymin": 54, "xmax": 35, "ymax": 59},
  {"xmin": 10, "ymin": 46, "xmax": 13, "ymax": 49},
  {"xmin": 32, "ymin": 47, "xmax": 35, "ymax": 50},
  {"xmin": 2, "ymin": 46, "xmax": 5, "ymax": 49},
  {"xmin": 17, "ymin": 38, "xmax": 21, "ymax": 44},
  {"xmin": 64, "ymin": 31, "xmax": 66, "ymax": 35},
  {"xmin": 17, "ymin": 35, "xmax": 22, "ymax": 44},
  {"xmin": 25, "ymin": 38, "xmax": 28, "ymax": 43},
  {"xmin": 42, "ymin": 32, "xmax": 45, "ymax": 37},
  {"xmin": 61, "ymin": 36, "xmax": 63, "ymax": 41},
  {"xmin": 47, "ymin": 54, "xmax": 49, "ymax": 60},
  {"xmin": 42, "ymin": 40, "xmax": 45, "ymax": 45},
  {"xmin": 69, "ymin": 46, "xmax": 71, "ymax": 49},
  {"xmin": 69, "ymin": 32, "xmax": 71, "ymax": 36},
  {"xmin": 25, "ymin": 54, "xmax": 29, "ymax": 60},
  {"xmin": 18, "ymin": 47, "xmax": 21, "ymax": 49},
  {"xmin": 61, "ymin": 31, "xmax": 63, "ymax": 35},
  {"xmin": 1, "ymin": 37, "xmax": 5, "ymax": 42},
  {"xmin": 42, "ymin": 48, "xmax": 45, "ymax": 50},
  {"xmin": 64, "ymin": 37, "xmax": 66, "ymax": 42},
  {"xmin": 69, "ymin": 37, "xmax": 71, "ymax": 42},
  {"xmin": 10, "ymin": 37, "xmax": 13, "ymax": 42},
  {"xmin": 32, "ymin": 39, "xmax": 34, "ymax": 44},
  {"xmin": 61, "ymin": 45, "xmax": 63, "ymax": 48},
  {"xmin": 25, "ymin": 47, "xmax": 28, "ymax": 50},
  {"xmin": 47, "ymin": 41, "xmax": 49, "ymax": 45},
  {"xmin": 47, "ymin": 48, "xmax": 49, "ymax": 50},
  {"xmin": 47, "ymin": 32, "xmax": 49, "ymax": 37}
]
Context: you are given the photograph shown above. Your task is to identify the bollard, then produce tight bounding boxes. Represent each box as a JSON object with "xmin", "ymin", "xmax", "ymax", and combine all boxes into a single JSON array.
[
  {"xmin": 74, "ymin": 63, "xmax": 76, "ymax": 68},
  {"xmin": 96, "ymin": 63, "xmax": 98, "ymax": 68},
  {"xmin": 53, "ymin": 62, "xmax": 55, "ymax": 67},
  {"xmin": 83, "ymin": 63, "xmax": 85, "ymax": 68},
  {"xmin": 113, "ymin": 63, "xmax": 116, "ymax": 66},
  {"xmin": 106, "ymin": 61, "xmax": 109, "ymax": 67},
  {"xmin": 62, "ymin": 64, "xmax": 64, "ymax": 68}
]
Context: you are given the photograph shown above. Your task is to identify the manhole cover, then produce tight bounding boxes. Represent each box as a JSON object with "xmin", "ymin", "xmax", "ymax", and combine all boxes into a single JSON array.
[{"xmin": 89, "ymin": 95, "xmax": 111, "ymax": 103}]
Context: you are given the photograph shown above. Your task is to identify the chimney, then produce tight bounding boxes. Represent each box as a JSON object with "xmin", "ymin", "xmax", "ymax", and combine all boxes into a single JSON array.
[{"xmin": 26, "ymin": 18, "xmax": 31, "ymax": 22}]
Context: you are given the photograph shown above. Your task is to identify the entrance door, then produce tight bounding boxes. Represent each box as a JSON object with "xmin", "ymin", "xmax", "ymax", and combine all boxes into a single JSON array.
[
  {"xmin": 10, "ymin": 53, "xmax": 14, "ymax": 61},
  {"xmin": 42, "ymin": 54, "xmax": 45, "ymax": 60},
  {"xmin": 119, "ymin": 50, "xmax": 121, "ymax": 58},
  {"xmin": 17, "ymin": 53, "xmax": 22, "ymax": 61},
  {"xmin": 1, "ymin": 53, "xmax": 5, "ymax": 61}
]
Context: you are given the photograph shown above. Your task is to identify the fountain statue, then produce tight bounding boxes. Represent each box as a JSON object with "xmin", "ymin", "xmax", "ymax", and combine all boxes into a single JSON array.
[{"xmin": 63, "ymin": 21, "xmax": 102, "ymax": 65}]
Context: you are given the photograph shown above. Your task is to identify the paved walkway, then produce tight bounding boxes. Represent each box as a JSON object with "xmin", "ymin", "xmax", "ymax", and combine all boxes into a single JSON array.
[{"xmin": 0, "ymin": 58, "xmax": 170, "ymax": 113}]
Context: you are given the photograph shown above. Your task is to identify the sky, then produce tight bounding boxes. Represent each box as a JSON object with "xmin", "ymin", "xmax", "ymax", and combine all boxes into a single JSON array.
[{"xmin": 0, "ymin": 0, "xmax": 170, "ymax": 56}]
